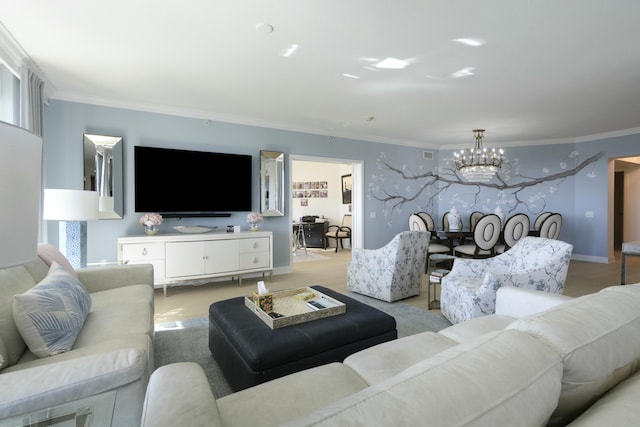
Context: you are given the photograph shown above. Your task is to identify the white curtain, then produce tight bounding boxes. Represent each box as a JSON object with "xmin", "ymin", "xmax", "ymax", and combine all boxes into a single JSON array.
[{"xmin": 20, "ymin": 65, "xmax": 44, "ymax": 136}]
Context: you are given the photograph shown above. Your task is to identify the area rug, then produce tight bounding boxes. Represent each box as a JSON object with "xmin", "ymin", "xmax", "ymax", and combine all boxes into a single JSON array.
[{"xmin": 154, "ymin": 295, "xmax": 451, "ymax": 398}]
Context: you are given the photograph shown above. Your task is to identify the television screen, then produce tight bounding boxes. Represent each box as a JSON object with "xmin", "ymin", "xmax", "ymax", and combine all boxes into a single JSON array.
[{"xmin": 134, "ymin": 146, "xmax": 252, "ymax": 216}]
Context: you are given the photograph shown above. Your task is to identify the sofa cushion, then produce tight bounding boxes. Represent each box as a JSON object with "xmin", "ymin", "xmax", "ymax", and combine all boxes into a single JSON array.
[
  {"xmin": 344, "ymin": 331, "xmax": 457, "ymax": 385},
  {"xmin": 0, "ymin": 265, "xmax": 36, "ymax": 369},
  {"xmin": 75, "ymin": 286, "xmax": 154, "ymax": 348},
  {"xmin": 507, "ymin": 284, "xmax": 640, "ymax": 426},
  {"xmin": 286, "ymin": 330, "xmax": 563, "ymax": 427},
  {"xmin": 567, "ymin": 370, "xmax": 640, "ymax": 426},
  {"xmin": 218, "ymin": 362, "xmax": 369, "ymax": 427},
  {"xmin": 13, "ymin": 262, "xmax": 91, "ymax": 357},
  {"xmin": 437, "ymin": 314, "xmax": 515, "ymax": 343}
]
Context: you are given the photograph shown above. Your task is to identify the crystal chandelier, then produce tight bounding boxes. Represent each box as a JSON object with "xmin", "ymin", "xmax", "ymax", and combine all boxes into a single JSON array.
[{"xmin": 454, "ymin": 129, "xmax": 505, "ymax": 182}]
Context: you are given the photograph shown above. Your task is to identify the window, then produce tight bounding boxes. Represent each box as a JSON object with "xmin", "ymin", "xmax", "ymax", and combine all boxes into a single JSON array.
[{"xmin": 0, "ymin": 63, "xmax": 20, "ymax": 126}]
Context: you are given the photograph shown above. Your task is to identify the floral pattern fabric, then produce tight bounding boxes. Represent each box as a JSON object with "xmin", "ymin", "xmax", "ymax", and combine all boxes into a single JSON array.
[
  {"xmin": 347, "ymin": 231, "xmax": 429, "ymax": 302},
  {"xmin": 440, "ymin": 236, "xmax": 573, "ymax": 324}
]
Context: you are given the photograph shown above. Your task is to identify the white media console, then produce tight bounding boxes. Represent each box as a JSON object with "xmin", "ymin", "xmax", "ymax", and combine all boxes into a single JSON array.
[{"xmin": 117, "ymin": 231, "xmax": 273, "ymax": 296}]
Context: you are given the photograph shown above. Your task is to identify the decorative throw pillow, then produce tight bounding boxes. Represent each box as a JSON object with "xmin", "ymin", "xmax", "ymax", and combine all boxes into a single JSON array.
[
  {"xmin": 12, "ymin": 262, "xmax": 91, "ymax": 357},
  {"xmin": 37, "ymin": 243, "xmax": 78, "ymax": 278}
]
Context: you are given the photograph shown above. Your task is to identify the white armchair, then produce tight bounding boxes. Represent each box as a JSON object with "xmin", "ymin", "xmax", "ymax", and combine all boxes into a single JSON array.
[
  {"xmin": 347, "ymin": 231, "xmax": 429, "ymax": 302},
  {"xmin": 440, "ymin": 236, "xmax": 573, "ymax": 324}
]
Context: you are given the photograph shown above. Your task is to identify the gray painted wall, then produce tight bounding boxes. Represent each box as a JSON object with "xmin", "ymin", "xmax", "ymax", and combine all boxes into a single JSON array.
[{"xmin": 43, "ymin": 99, "xmax": 640, "ymax": 267}]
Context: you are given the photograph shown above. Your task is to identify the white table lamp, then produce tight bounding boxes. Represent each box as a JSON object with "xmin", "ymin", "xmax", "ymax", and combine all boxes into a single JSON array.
[{"xmin": 43, "ymin": 189, "xmax": 99, "ymax": 269}]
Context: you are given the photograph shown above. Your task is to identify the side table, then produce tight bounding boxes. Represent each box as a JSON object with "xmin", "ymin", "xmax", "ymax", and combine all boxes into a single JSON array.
[
  {"xmin": 427, "ymin": 254, "xmax": 455, "ymax": 310},
  {"xmin": 621, "ymin": 241, "xmax": 640, "ymax": 285}
]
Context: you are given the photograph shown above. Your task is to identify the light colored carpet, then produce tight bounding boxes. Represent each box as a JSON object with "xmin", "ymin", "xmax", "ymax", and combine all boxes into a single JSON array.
[{"xmin": 154, "ymin": 294, "xmax": 451, "ymax": 398}]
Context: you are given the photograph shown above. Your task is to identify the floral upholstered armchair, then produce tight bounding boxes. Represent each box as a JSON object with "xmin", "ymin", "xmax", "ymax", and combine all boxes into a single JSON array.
[
  {"xmin": 347, "ymin": 231, "xmax": 429, "ymax": 302},
  {"xmin": 440, "ymin": 236, "xmax": 573, "ymax": 324}
]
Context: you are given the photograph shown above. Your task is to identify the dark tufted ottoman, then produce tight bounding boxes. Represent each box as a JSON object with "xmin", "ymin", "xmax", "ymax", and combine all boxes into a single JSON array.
[{"xmin": 208, "ymin": 285, "xmax": 397, "ymax": 391}]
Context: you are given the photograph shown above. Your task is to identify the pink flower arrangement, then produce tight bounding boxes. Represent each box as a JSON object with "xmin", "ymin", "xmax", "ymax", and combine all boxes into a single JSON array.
[
  {"xmin": 139, "ymin": 213, "xmax": 164, "ymax": 226},
  {"xmin": 246, "ymin": 212, "xmax": 263, "ymax": 225}
]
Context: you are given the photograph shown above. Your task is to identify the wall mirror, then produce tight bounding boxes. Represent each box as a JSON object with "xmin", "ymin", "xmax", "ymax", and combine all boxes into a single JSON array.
[
  {"xmin": 260, "ymin": 150, "xmax": 285, "ymax": 216},
  {"xmin": 83, "ymin": 133, "xmax": 123, "ymax": 219}
]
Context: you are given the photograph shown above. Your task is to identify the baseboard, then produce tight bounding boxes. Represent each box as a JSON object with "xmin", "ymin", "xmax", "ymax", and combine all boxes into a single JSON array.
[{"xmin": 571, "ymin": 254, "xmax": 610, "ymax": 264}]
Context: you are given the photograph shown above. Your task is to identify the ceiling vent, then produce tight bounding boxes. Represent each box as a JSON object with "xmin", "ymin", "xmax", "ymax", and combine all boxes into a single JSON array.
[{"xmin": 423, "ymin": 151, "xmax": 434, "ymax": 160}]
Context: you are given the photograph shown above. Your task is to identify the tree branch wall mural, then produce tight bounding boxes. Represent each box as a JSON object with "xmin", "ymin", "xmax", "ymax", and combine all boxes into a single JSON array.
[{"xmin": 369, "ymin": 149, "xmax": 604, "ymax": 224}]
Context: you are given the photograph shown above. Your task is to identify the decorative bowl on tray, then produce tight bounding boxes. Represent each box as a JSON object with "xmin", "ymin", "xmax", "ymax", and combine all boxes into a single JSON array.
[{"xmin": 173, "ymin": 226, "xmax": 217, "ymax": 234}]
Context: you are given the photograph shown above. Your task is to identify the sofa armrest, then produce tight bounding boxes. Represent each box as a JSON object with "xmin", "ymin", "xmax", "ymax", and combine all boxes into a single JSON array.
[
  {"xmin": 77, "ymin": 263, "xmax": 153, "ymax": 293},
  {"xmin": 495, "ymin": 286, "xmax": 573, "ymax": 318},
  {"xmin": 141, "ymin": 363, "xmax": 222, "ymax": 427},
  {"xmin": 0, "ymin": 348, "xmax": 147, "ymax": 420}
]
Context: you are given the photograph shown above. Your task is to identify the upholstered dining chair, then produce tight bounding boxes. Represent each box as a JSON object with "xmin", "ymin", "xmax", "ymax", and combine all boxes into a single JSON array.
[
  {"xmin": 538, "ymin": 213, "xmax": 562, "ymax": 239},
  {"xmin": 453, "ymin": 214, "xmax": 501, "ymax": 258},
  {"xmin": 325, "ymin": 214, "xmax": 352, "ymax": 252},
  {"xmin": 534, "ymin": 211, "xmax": 553, "ymax": 232},
  {"xmin": 409, "ymin": 213, "xmax": 450, "ymax": 273},
  {"xmin": 347, "ymin": 230, "xmax": 430, "ymax": 302},
  {"xmin": 469, "ymin": 211, "xmax": 484, "ymax": 232},
  {"xmin": 496, "ymin": 213, "xmax": 530, "ymax": 254},
  {"xmin": 440, "ymin": 236, "xmax": 574, "ymax": 324},
  {"xmin": 411, "ymin": 212, "xmax": 450, "ymax": 255}
]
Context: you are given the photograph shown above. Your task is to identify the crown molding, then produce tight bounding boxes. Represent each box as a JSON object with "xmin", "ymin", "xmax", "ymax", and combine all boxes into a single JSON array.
[
  {"xmin": 575, "ymin": 127, "xmax": 640, "ymax": 143},
  {"xmin": 50, "ymin": 91, "xmax": 640, "ymax": 150}
]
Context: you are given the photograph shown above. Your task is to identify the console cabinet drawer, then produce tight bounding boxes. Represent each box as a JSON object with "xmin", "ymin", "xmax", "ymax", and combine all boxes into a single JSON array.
[
  {"xmin": 121, "ymin": 242, "xmax": 164, "ymax": 261},
  {"xmin": 240, "ymin": 237, "xmax": 269, "ymax": 253},
  {"xmin": 240, "ymin": 251, "xmax": 270, "ymax": 270}
]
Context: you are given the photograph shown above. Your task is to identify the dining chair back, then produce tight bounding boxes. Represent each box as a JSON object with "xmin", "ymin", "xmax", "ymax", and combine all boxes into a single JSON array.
[
  {"xmin": 409, "ymin": 214, "xmax": 428, "ymax": 231},
  {"xmin": 416, "ymin": 212, "xmax": 436, "ymax": 231},
  {"xmin": 497, "ymin": 213, "xmax": 530, "ymax": 253},
  {"xmin": 470, "ymin": 211, "xmax": 484, "ymax": 231},
  {"xmin": 534, "ymin": 212, "xmax": 553, "ymax": 231},
  {"xmin": 453, "ymin": 214, "xmax": 501, "ymax": 258},
  {"xmin": 539, "ymin": 213, "xmax": 562, "ymax": 239},
  {"xmin": 410, "ymin": 213, "xmax": 451, "ymax": 264}
]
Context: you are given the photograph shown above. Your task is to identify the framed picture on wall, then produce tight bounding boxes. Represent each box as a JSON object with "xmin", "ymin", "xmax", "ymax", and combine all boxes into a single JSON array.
[{"xmin": 341, "ymin": 174, "xmax": 352, "ymax": 204}]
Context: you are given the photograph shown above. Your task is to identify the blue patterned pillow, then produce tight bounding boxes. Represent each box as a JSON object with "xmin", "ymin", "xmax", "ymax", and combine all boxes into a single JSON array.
[{"xmin": 12, "ymin": 262, "xmax": 91, "ymax": 357}]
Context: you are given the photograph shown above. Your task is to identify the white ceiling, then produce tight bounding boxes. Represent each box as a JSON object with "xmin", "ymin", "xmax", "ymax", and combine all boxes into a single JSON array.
[{"xmin": 1, "ymin": 0, "xmax": 640, "ymax": 149}]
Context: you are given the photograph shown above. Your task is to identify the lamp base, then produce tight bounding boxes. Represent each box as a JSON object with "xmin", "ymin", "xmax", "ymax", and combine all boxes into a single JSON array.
[{"xmin": 59, "ymin": 221, "xmax": 87, "ymax": 269}]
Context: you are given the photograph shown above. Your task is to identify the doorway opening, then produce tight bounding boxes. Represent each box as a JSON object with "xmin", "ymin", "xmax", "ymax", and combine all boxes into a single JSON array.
[
  {"xmin": 289, "ymin": 155, "xmax": 363, "ymax": 265},
  {"xmin": 610, "ymin": 156, "xmax": 640, "ymax": 260}
]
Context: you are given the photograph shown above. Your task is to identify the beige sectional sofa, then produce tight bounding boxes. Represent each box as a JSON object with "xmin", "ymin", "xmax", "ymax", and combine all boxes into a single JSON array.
[
  {"xmin": 142, "ymin": 284, "xmax": 640, "ymax": 426},
  {"xmin": 0, "ymin": 244, "xmax": 154, "ymax": 426}
]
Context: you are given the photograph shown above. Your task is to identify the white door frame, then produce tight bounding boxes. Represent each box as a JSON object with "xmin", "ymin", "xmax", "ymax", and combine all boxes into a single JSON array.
[{"xmin": 289, "ymin": 154, "xmax": 364, "ymax": 253}]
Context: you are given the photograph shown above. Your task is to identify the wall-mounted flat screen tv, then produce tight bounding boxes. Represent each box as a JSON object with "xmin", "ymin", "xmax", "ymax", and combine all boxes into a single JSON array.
[{"xmin": 134, "ymin": 146, "xmax": 252, "ymax": 216}]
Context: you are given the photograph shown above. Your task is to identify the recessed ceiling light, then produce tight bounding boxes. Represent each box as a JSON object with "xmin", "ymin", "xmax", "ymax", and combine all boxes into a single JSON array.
[
  {"xmin": 281, "ymin": 44, "xmax": 299, "ymax": 57},
  {"xmin": 451, "ymin": 67, "xmax": 476, "ymax": 78},
  {"xmin": 375, "ymin": 57, "xmax": 408, "ymax": 69},
  {"xmin": 343, "ymin": 73, "xmax": 360, "ymax": 79},
  {"xmin": 364, "ymin": 116, "xmax": 375, "ymax": 122},
  {"xmin": 255, "ymin": 23, "xmax": 274, "ymax": 34},
  {"xmin": 452, "ymin": 38, "xmax": 485, "ymax": 47}
]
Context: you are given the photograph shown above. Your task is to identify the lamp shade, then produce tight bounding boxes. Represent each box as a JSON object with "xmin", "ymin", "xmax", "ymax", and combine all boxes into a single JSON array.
[{"xmin": 43, "ymin": 189, "xmax": 100, "ymax": 221}]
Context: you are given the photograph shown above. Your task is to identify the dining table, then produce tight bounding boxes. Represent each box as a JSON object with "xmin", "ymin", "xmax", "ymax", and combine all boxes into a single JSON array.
[{"xmin": 434, "ymin": 228, "xmax": 540, "ymax": 252}]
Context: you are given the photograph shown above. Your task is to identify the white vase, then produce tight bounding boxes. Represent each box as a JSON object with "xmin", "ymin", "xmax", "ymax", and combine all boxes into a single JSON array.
[{"xmin": 448, "ymin": 207, "xmax": 461, "ymax": 231}]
